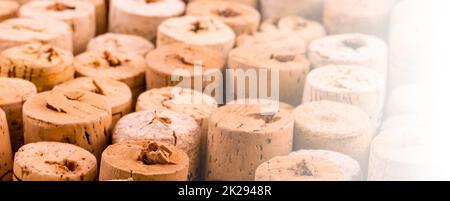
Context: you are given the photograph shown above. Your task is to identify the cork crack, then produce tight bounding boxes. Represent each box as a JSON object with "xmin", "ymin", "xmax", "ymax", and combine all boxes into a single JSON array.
[
  {"xmin": 138, "ymin": 142, "xmax": 176, "ymax": 165},
  {"xmin": 215, "ymin": 8, "xmax": 241, "ymax": 17},
  {"xmin": 46, "ymin": 2, "xmax": 76, "ymax": 11}
]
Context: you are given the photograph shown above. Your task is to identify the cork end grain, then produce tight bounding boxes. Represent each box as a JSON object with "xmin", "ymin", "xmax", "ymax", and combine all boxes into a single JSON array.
[
  {"xmin": 255, "ymin": 150, "xmax": 361, "ymax": 181},
  {"xmin": 87, "ymin": 33, "xmax": 154, "ymax": 56},
  {"xmin": 75, "ymin": 50, "xmax": 146, "ymax": 83},
  {"xmin": 0, "ymin": 78, "xmax": 36, "ymax": 106},
  {"xmin": 136, "ymin": 87, "xmax": 218, "ymax": 122},
  {"xmin": 100, "ymin": 140, "xmax": 189, "ymax": 181},
  {"xmin": 13, "ymin": 142, "xmax": 97, "ymax": 181}
]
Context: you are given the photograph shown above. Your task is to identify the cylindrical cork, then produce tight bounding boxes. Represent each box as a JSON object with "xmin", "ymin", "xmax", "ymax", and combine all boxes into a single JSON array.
[
  {"xmin": 255, "ymin": 150, "xmax": 361, "ymax": 181},
  {"xmin": 368, "ymin": 126, "xmax": 429, "ymax": 181},
  {"xmin": 308, "ymin": 33, "xmax": 388, "ymax": 76},
  {"xmin": 136, "ymin": 87, "xmax": 218, "ymax": 179},
  {"xmin": 112, "ymin": 109, "xmax": 201, "ymax": 180},
  {"xmin": 0, "ymin": 43, "xmax": 74, "ymax": 92},
  {"xmin": 0, "ymin": 78, "xmax": 37, "ymax": 152},
  {"xmin": 87, "ymin": 33, "xmax": 155, "ymax": 57},
  {"xmin": 323, "ymin": 0, "xmax": 397, "ymax": 39},
  {"xmin": 55, "ymin": 77, "xmax": 133, "ymax": 127},
  {"xmin": 385, "ymin": 84, "xmax": 433, "ymax": 117},
  {"xmin": 260, "ymin": 16, "xmax": 326, "ymax": 45},
  {"xmin": 236, "ymin": 32, "xmax": 306, "ymax": 54},
  {"xmin": 260, "ymin": 0, "xmax": 324, "ymax": 22},
  {"xmin": 0, "ymin": 1, "xmax": 19, "ymax": 22},
  {"xmin": 74, "ymin": 50, "xmax": 146, "ymax": 101},
  {"xmin": 206, "ymin": 100, "xmax": 294, "ymax": 181},
  {"xmin": 186, "ymin": 0, "xmax": 260, "ymax": 36},
  {"xmin": 228, "ymin": 44, "xmax": 310, "ymax": 106},
  {"xmin": 20, "ymin": 0, "xmax": 96, "ymax": 54},
  {"xmin": 188, "ymin": 0, "xmax": 258, "ymax": 8},
  {"xmin": 13, "ymin": 142, "xmax": 97, "ymax": 181},
  {"xmin": 293, "ymin": 100, "xmax": 373, "ymax": 170},
  {"xmin": 109, "ymin": 0, "xmax": 185, "ymax": 41},
  {"xmin": 23, "ymin": 89, "xmax": 112, "ymax": 159},
  {"xmin": 302, "ymin": 65, "xmax": 386, "ymax": 127},
  {"xmin": 157, "ymin": 16, "xmax": 236, "ymax": 56},
  {"xmin": 0, "ymin": 108, "xmax": 12, "ymax": 181},
  {"xmin": 0, "ymin": 17, "xmax": 73, "ymax": 52},
  {"xmin": 145, "ymin": 43, "xmax": 225, "ymax": 91},
  {"xmin": 20, "ymin": 0, "xmax": 106, "ymax": 34},
  {"xmin": 100, "ymin": 140, "xmax": 189, "ymax": 181}
]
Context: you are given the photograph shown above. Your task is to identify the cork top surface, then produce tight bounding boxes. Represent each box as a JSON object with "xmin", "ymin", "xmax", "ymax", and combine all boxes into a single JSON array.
[
  {"xmin": 306, "ymin": 65, "xmax": 384, "ymax": 92},
  {"xmin": 14, "ymin": 142, "xmax": 97, "ymax": 180},
  {"xmin": 372, "ymin": 126, "xmax": 429, "ymax": 164},
  {"xmin": 236, "ymin": 32, "xmax": 306, "ymax": 54},
  {"xmin": 146, "ymin": 43, "xmax": 225, "ymax": 74},
  {"xmin": 0, "ymin": 78, "xmax": 36, "ymax": 106},
  {"xmin": 114, "ymin": 0, "xmax": 185, "ymax": 17},
  {"xmin": 261, "ymin": 16, "xmax": 326, "ymax": 38},
  {"xmin": 75, "ymin": 50, "xmax": 146, "ymax": 81},
  {"xmin": 136, "ymin": 87, "xmax": 218, "ymax": 122},
  {"xmin": 20, "ymin": 1, "xmax": 95, "ymax": 19},
  {"xmin": 255, "ymin": 149, "xmax": 360, "ymax": 181},
  {"xmin": 87, "ymin": 33, "xmax": 155, "ymax": 56},
  {"xmin": 23, "ymin": 89, "xmax": 111, "ymax": 125},
  {"xmin": 187, "ymin": 0, "xmax": 260, "ymax": 25},
  {"xmin": 0, "ymin": 17, "xmax": 71, "ymax": 41},
  {"xmin": 0, "ymin": 1, "xmax": 19, "ymax": 15},
  {"xmin": 308, "ymin": 33, "xmax": 387, "ymax": 64},
  {"xmin": 101, "ymin": 140, "xmax": 189, "ymax": 176},
  {"xmin": 293, "ymin": 100, "xmax": 371, "ymax": 138},
  {"xmin": 158, "ymin": 16, "xmax": 236, "ymax": 45},
  {"xmin": 229, "ymin": 43, "xmax": 310, "ymax": 70},
  {"xmin": 211, "ymin": 99, "xmax": 294, "ymax": 134},
  {"xmin": 55, "ymin": 77, "xmax": 132, "ymax": 111},
  {"xmin": 0, "ymin": 43, "xmax": 73, "ymax": 69},
  {"xmin": 113, "ymin": 109, "xmax": 199, "ymax": 145}
]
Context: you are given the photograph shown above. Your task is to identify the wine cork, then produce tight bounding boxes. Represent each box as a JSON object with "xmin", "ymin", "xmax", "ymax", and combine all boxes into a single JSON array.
[
  {"xmin": 186, "ymin": 0, "xmax": 260, "ymax": 36},
  {"xmin": 55, "ymin": 77, "xmax": 133, "ymax": 127},
  {"xmin": 308, "ymin": 33, "xmax": 388, "ymax": 76},
  {"xmin": 206, "ymin": 100, "xmax": 294, "ymax": 181},
  {"xmin": 13, "ymin": 142, "xmax": 97, "ymax": 181},
  {"xmin": 157, "ymin": 16, "xmax": 236, "ymax": 56},
  {"xmin": 23, "ymin": 89, "xmax": 112, "ymax": 159},
  {"xmin": 188, "ymin": 0, "xmax": 258, "ymax": 8},
  {"xmin": 228, "ymin": 44, "xmax": 310, "ymax": 106},
  {"xmin": 0, "ymin": 108, "xmax": 12, "ymax": 181},
  {"xmin": 109, "ymin": 0, "xmax": 185, "ymax": 41},
  {"xmin": 22, "ymin": 0, "xmax": 106, "ymax": 34},
  {"xmin": 302, "ymin": 65, "xmax": 386, "ymax": 127},
  {"xmin": 260, "ymin": 16, "xmax": 326, "ymax": 45},
  {"xmin": 236, "ymin": 32, "xmax": 306, "ymax": 55},
  {"xmin": 87, "ymin": 33, "xmax": 155, "ymax": 57},
  {"xmin": 293, "ymin": 100, "xmax": 373, "ymax": 169},
  {"xmin": 145, "ymin": 43, "xmax": 225, "ymax": 91},
  {"xmin": 136, "ymin": 87, "xmax": 218, "ymax": 179},
  {"xmin": 368, "ymin": 126, "xmax": 428, "ymax": 180},
  {"xmin": 0, "ymin": 78, "xmax": 37, "ymax": 152},
  {"xmin": 112, "ymin": 109, "xmax": 201, "ymax": 180},
  {"xmin": 20, "ymin": 0, "xmax": 96, "ymax": 54},
  {"xmin": 386, "ymin": 84, "xmax": 433, "ymax": 117},
  {"xmin": 74, "ymin": 50, "xmax": 146, "ymax": 101},
  {"xmin": 323, "ymin": 0, "xmax": 396, "ymax": 38},
  {"xmin": 255, "ymin": 150, "xmax": 361, "ymax": 181},
  {"xmin": 260, "ymin": 0, "xmax": 324, "ymax": 22},
  {"xmin": 0, "ymin": 43, "xmax": 75, "ymax": 92},
  {"xmin": 0, "ymin": 17, "xmax": 73, "ymax": 52},
  {"xmin": 100, "ymin": 140, "xmax": 189, "ymax": 181},
  {"xmin": 0, "ymin": 0, "xmax": 19, "ymax": 22}
]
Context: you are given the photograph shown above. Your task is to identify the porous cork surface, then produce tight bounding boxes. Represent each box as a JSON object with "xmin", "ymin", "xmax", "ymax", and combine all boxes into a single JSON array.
[
  {"xmin": 13, "ymin": 142, "xmax": 97, "ymax": 181},
  {"xmin": 87, "ymin": 33, "xmax": 154, "ymax": 56}
]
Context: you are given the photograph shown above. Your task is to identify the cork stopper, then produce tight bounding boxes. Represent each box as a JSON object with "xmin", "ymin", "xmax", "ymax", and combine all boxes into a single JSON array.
[{"xmin": 0, "ymin": 78, "xmax": 36, "ymax": 106}]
